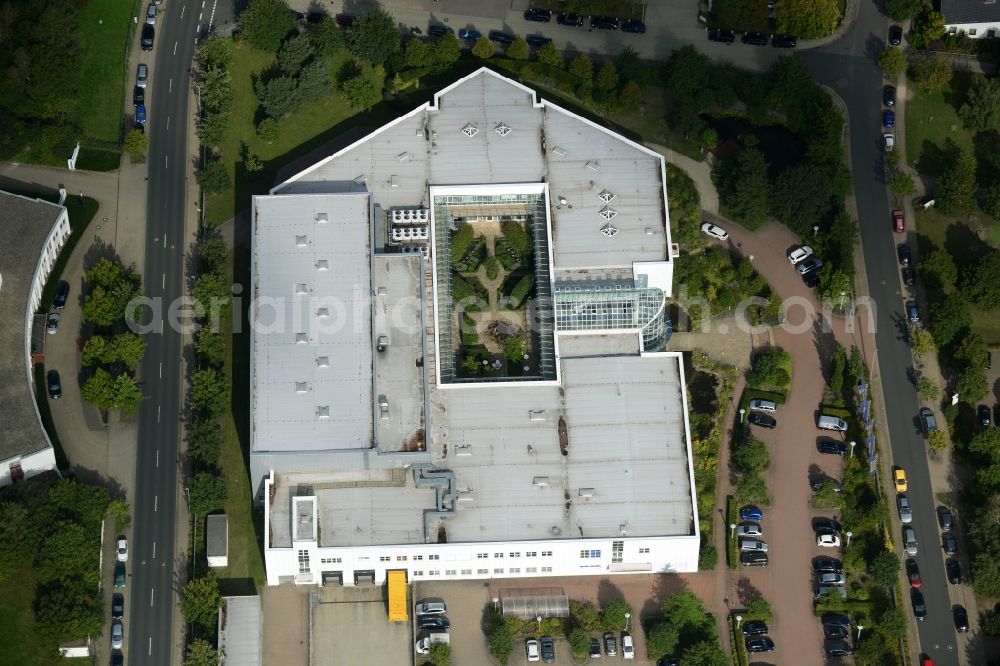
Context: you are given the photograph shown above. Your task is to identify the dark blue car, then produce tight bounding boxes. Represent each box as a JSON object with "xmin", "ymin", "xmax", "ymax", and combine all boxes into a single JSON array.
[
  {"xmin": 740, "ymin": 505, "xmax": 763, "ymax": 521},
  {"xmin": 136, "ymin": 104, "xmax": 146, "ymax": 124},
  {"xmin": 883, "ymin": 110, "xmax": 895, "ymax": 128},
  {"xmin": 622, "ymin": 19, "xmax": 646, "ymax": 34},
  {"xmin": 526, "ymin": 34, "xmax": 552, "ymax": 47},
  {"xmin": 458, "ymin": 28, "xmax": 481, "ymax": 41}
]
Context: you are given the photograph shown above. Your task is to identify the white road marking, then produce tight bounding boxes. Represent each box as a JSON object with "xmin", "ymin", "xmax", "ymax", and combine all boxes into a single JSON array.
[
  {"xmin": 163, "ymin": 235, "xmax": 167, "ymax": 248},
  {"xmin": 166, "ymin": 116, "xmax": 170, "ymax": 130},
  {"xmin": 173, "ymin": 41, "xmax": 178, "ymax": 55},
  {"xmin": 159, "ymin": 362, "xmax": 162, "ymax": 378},
  {"xmin": 165, "ymin": 155, "xmax": 168, "ymax": 169},
  {"xmin": 150, "ymin": 587, "xmax": 155, "ymax": 606},
  {"xmin": 154, "ymin": 495, "xmax": 158, "ymax": 512},
  {"xmin": 207, "ymin": 0, "xmax": 219, "ymax": 30},
  {"xmin": 157, "ymin": 405, "xmax": 161, "ymax": 422},
  {"xmin": 162, "ymin": 273, "xmax": 166, "ymax": 289},
  {"xmin": 198, "ymin": 12, "xmax": 202, "ymax": 21},
  {"xmin": 152, "ymin": 541, "xmax": 157, "ymax": 558},
  {"xmin": 169, "ymin": 78, "xmax": 173, "ymax": 93},
  {"xmin": 181, "ymin": 4, "xmax": 186, "ymax": 18},
  {"xmin": 148, "ymin": 637, "xmax": 152, "ymax": 655},
  {"xmin": 156, "ymin": 449, "xmax": 159, "ymax": 467}
]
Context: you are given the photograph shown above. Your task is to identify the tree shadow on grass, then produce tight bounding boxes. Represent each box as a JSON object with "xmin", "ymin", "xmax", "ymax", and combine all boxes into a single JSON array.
[{"xmin": 944, "ymin": 220, "xmax": 991, "ymax": 268}]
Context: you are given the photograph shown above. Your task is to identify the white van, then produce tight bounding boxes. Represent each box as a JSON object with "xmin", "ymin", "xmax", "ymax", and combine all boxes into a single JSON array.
[
  {"xmin": 749, "ymin": 399, "xmax": 777, "ymax": 412},
  {"xmin": 817, "ymin": 415, "xmax": 848, "ymax": 431}
]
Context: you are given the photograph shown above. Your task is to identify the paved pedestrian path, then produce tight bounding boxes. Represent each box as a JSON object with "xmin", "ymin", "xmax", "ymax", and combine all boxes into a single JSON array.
[{"xmin": 646, "ymin": 143, "xmax": 719, "ymax": 215}]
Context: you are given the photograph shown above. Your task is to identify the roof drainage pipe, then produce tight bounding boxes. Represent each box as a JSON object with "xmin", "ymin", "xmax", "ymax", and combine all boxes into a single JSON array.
[{"xmin": 412, "ymin": 465, "xmax": 457, "ymax": 543}]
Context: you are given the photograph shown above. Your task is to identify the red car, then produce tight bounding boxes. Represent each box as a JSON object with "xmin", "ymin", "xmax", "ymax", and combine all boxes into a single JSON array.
[
  {"xmin": 906, "ymin": 558, "xmax": 921, "ymax": 588},
  {"xmin": 893, "ymin": 209, "xmax": 905, "ymax": 233}
]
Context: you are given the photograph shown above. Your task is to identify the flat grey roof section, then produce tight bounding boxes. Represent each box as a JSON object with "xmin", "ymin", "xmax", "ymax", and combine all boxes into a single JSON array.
[
  {"xmin": 218, "ymin": 596, "xmax": 262, "ymax": 666},
  {"xmin": 0, "ymin": 191, "xmax": 63, "ymax": 463},
  {"xmin": 372, "ymin": 255, "xmax": 427, "ymax": 452},
  {"xmin": 556, "ymin": 334, "xmax": 641, "ymax": 358},
  {"xmin": 941, "ymin": 0, "xmax": 1000, "ymax": 23},
  {"xmin": 251, "ymin": 193, "xmax": 374, "ymax": 454},
  {"xmin": 428, "ymin": 354, "xmax": 693, "ymax": 543},
  {"xmin": 206, "ymin": 513, "xmax": 228, "ymax": 559},
  {"xmin": 273, "ymin": 69, "xmax": 669, "ymax": 273}
]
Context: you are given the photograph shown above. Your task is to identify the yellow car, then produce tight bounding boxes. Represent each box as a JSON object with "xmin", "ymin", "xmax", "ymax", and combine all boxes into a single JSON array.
[{"xmin": 894, "ymin": 468, "xmax": 908, "ymax": 492}]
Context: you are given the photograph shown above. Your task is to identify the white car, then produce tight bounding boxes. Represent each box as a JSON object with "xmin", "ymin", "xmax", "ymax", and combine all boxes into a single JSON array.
[
  {"xmin": 137, "ymin": 63, "xmax": 148, "ymax": 88},
  {"xmin": 739, "ymin": 537, "xmax": 768, "ymax": 552},
  {"xmin": 622, "ymin": 633, "xmax": 634, "ymax": 659},
  {"xmin": 816, "ymin": 532, "xmax": 841, "ymax": 548},
  {"xmin": 897, "ymin": 494, "xmax": 913, "ymax": 524},
  {"xmin": 700, "ymin": 222, "xmax": 729, "ymax": 240},
  {"xmin": 736, "ymin": 522, "xmax": 763, "ymax": 537},
  {"xmin": 787, "ymin": 245, "xmax": 814, "ymax": 265},
  {"xmin": 111, "ymin": 619, "xmax": 124, "ymax": 649},
  {"xmin": 883, "ymin": 133, "xmax": 895, "ymax": 152},
  {"xmin": 146, "ymin": 3, "xmax": 156, "ymax": 24},
  {"xmin": 116, "ymin": 536, "xmax": 128, "ymax": 562},
  {"xmin": 525, "ymin": 638, "xmax": 540, "ymax": 662}
]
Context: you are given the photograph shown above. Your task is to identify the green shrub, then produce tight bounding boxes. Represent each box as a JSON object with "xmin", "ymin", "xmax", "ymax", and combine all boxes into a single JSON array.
[
  {"xmin": 503, "ymin": 221, "xmax": 532, "ymax": 256},
  {"xmin": 454, "ymin": 237, "xmax": 487, "ymax": 272},
  {"xmin": 747, "ymin": 349, "xmax": 791, "ymax": 391},
  {"xmin": 451, "ymin": 224, "xmax": 474, "ymax": 262},
  {"xmin": 509, "ymin": 274, "xmax": 535, "ymax": 308},
  {"xmin": 495, "ymin": 238, "xmax": 521, "ymax": 271},
  {"xmin": 460, "ymin": 312, "xmax": 479, "ymax": 346},
  {"xmin": 452, "ymin": 273, "xmax": 488, "ymax": 311},
  {"xmin": 484, "ymin": 255, "xmax": 500, "ymax": 280}
]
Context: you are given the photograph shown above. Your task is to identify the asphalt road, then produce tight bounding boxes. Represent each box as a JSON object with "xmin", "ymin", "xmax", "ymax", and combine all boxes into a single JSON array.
[
  {"xmin": 801, "ymin": 3, "xmax": 960, "ymax": 663},
  {"xmin": 128, "ymin": 2, "xmax": 201, "ymax": 664}
]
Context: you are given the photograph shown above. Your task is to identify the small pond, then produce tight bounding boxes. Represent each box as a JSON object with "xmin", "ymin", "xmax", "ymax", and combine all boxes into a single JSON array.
[{"xmin": 702, "ymin": 114, "xmax": 807, "ymax": 175}]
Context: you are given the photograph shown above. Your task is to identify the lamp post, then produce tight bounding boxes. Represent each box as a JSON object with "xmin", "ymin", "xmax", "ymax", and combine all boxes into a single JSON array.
[
  {"xmin": 739, "ymin": 408, "xmax": 745, "ymax": 423},
  {"xmin": 813, "ymin": 225, "xmax": 820, "ymax": 236},
  {"xmin": 849, "ymin": 441, "xmax": 856, "ymax": 458},
  {"xmin": 845, "ymin": 531, "xmax": 853, "ymax": 549},
  {"xmin": 624, "ymin": 612, "xmax": 631, "ymax": 632},
  {"xmin": 839, "ymin": 290, "xmax": 846, "ymax": 310},
  {"xmin": 736, "ymin": 615, "xmax": 743, "ymax": 631},
  {"xmin": 857, "ymin": 624, "xmax": 864, "ymax": 640},
  {"xmin": 536, "ymin": 614, "xmax": 542, "ymax": 632},
  {"xmin": 730, "ymin": 523, "xmax": 736, "ymax": 538},
  {"xmin": 493, "ymin": 597, "xmax": 499, "ymax": 612}
]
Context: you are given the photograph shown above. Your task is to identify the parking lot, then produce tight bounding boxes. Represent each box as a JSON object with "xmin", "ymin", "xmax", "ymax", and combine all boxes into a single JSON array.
[{"xmin": 312, "ymin": 585, "xmax": 413, "ymax": 666}]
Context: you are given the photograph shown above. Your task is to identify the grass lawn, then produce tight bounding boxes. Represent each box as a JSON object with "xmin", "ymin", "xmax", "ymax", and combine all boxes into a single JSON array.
[
  {"xmin": 905, "ymin": 70, "xmax": 977, "ymax": 176},
  {"xmin": 75, "ymin": 0, "xmax": 138, "ymax": 144},
  {"xmin": 205, "ymin": 43, "xmax": 384, "ymax": 227},
  {"xmin": 0, "ymin": 568, "xmax": 66, "ymax": 666}
]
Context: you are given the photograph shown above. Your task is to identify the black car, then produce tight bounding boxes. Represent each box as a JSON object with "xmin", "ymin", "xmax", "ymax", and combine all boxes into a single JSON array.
[
  {"xmin": 745, "ymin": 636, "xmax": 775, "ymax": 653},
  {"xmin": 818, "ymin": 439, "xmax": 847, "ymax": 455},
  {"xmin": 946, "ymin": 558, "xmax": 962, "ymax": 584},
  {"xmin": 141, "ymin": 23, "xmax": 154, "ymax": 51},
  {"xmin": 111, "ymin": 654, "xmax": 123, "ymax": 666},
  {"xmin": 824, "ymin": 640, "xmax": 854, "ymax": 657},
  {"xmin": 813, "ymin": 517, "xmax": 842, "ymax": 533},
  {"xmin": 708, "ymin": 28, "xmax": 735, "ymax": 44},
  {"xmin": 589, "ymin": 638, "xmax": 602, "ymax": 658},
  {"xmin": 488, "ymin": 30, "xmax": 515, "ymax": 45},
  {"xmin": 813, "ymin": 557, "xmax": 843, "ymax": 574},
  {"xmin": 526, "ymin": 35, "xmax": 552, "ymax": 47},
  {"xmin": 47, "ymin": 370, "xmax": 62, "ymax": 399},
  {"xmin": 824, "ymin": 624, "xmax": 849, "ymax": 640},
  {"xmin": 797, "ymin": 256, "xmax": 823, "ymax": 275},
  {"xmin": 902, "ymin": 267, "xmax": 915, "ymax": 286},
  {"xmin": 897, "ymin": 243, "xmax": 911, "ymax": 265},
  {"xmin": 884, "ymin": 85, "xmax": 896, "ymax": 107},
  {"xmin": 540, "ymin": 636, "xmax": 555, "ymax": 662},
  {"xmin": 911, "ymin": 588, "xmax": 927, "ymax": 621},
  {"xmin": 591, "ymin": 16, "xmax": 620, "ymax": 30},
  {"xmin": 334, "ymin": 13, "xmax": 355, "ymax": 27},
  {"xmin": 133, "ymin": 85, "xmax": 145, "ymax": 107},
  {"xmin": 938, "ymin": 506, "xmax": 954, "ymax": 531},
  {"xmin": 943, "ymin": 533, "xmax": 958, "ymax": 555},
  {"xmin": 742, "ymin": 31, "xmax": 768, "ymax": 46},
  {"xmin": 429, "ymin": 24, "xmax": 453, "ymax": 38},
  {"xmin": 954, "ymin": 605, "xmax": 969, "ymax": 632},
  {"xmin": 112, "ymin": 593, "xmax": 124, "ymax": 619},
  {"xmin": 419, "ymin": 616, "xmax": 450, "ymax": 630},
  {"xmin": 742, "ymin": 620, "xmax": 768, "ymax": 636},
  {"xmin": 802, "ymin": 270, "xmax": 821, "ymax": 288},
  {"xmin": 748, "ymin": 411, "xmax": 776, "ymax": 429},
  {"xmin": 622, "ymin": 19, "xmax": 646, "ymax": 34},
  {"xmin": 557, "ymin": 12, "xmax": 584, "ymax": 26},
  {"xmin": 740, "ymin": 551, "xmax": 769, "ymax": 566},
  {"xmin": 888, "ymin": 25, "xmax": 903, "ymax": 46},
  {"xmin": 980, "ymin": 404, "xmax": 992, "ymax": 427},
  {"xmin": 524, "ymin": 9, "xmax": 552, "ymax": 22},
  {"xmin": 771, "ymin": 34, "xmax": 797, "ymax": 48},
  {"xmin": 656, "ymin": 659, "xmax": 680, "ymax": 666},
  {"xmin": 822, "ymin": 612, "xmax": 850, "ymax": 629},
  {"xmin": 53, "ymin": 280, "xmax": 70, "ymax": 309}
]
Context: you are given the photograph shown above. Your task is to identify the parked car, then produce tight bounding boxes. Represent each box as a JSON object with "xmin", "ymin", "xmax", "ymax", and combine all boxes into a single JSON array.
[
  {"xmin": 745, "ymin": 636, "xmax": 775, "ymax": 653},
  {"xmin": 112, "ymin": 653, "xmax": 123, "ymax": 666},
  {"xmin": 816, "ymin": 531, "xmax": 841, "ymax": 548},
  {"xmin": 884, "ymin": 109, "xmax": 896, "ymax": 128},
  {"xmin": 622, "ymin": 20, "xmax": 646, "ymax": 34},
  {"xmin": 708, "ymin": 28, "xmax": 736, "ymax": 44},
  {"xmin": 883, "ymin": 133, "xmax": 895, "ymax": 152},
  {"xmin": 429, "ymin": 24, "xmax": 453, "ymax": 38},
  {"xmin": 136, "ymin": 104, "xmax": 147, "ymax": 124},
  {"xmin": 134, "ymin": 85, "xmax": 144, "ymax": 107},
  {"xmin": 742, "ymin": 31, "xmax": 768, "ymax": 45},
  {"xmin": 817, "ymin": 572, "xmax": 846, "ymax": 586},
  {"xmin": 603, "ymin": 632, "xmax": 617, "ymax": 656},
  {"xmin": 146, "ymin": 3, "xmax": 156, "ymax": 24},
  {"xmin": 903, "ymin": 525, "xmax": 918, "ymax": 556},
  {"xmin": 943, "ymin": 533, "xmax": 958, "ymax": 555},
  {"xmin": 749, "ymin": 398, "xmax": 777, "ymax": 412},
  {"xmin": 526, "ymin": 35, "xmax": 552, "ymax": 47},
  {"xmin": 591, "ymin": 16, "xmax": 620, "ymax": 30},
  {"xmin": 824, "ymin": 625, "xmax": 849, "ymax": 640},
  {"xmin": 818, "ymin": 414, "xmax": 848, "ymax": 431},
  {"xmin": 898, "ymin": 243, "xmax": 911, "ymax": 265},
  {"xmin": 803, "ymin": 270, "xmax": 821, "ymax": 288},
  {"xmin": 415, "ymin": 598, "xmax": 447, "ymax": 615},
  {"xmin": 911, "ymin": 588, "xmax": 927, "ymax": 621},
  {"xmin": 813, "ymin": 517, "xmax": 841, "ymax": 533},
  {"xmin": 892, "ymin": 209, "xmax": 905, "ymax": 232},
  {"xmin": 822, "ymin": 612, "xmax": 850, "ymax": 628},
  {"xmin": 907, "ymin": 299, "xmax": 920, "ymax": 323},
  {"xmin": 736, "ymin": 522, "xmax": 763, "ymax": 537},
  {"xmin": 488, "ymin": 30, "xmax": 514, "ymax": 44},
  {"xmin": 740, "ymin": 551, "xmax": 769, "ymax": 566},
  {"xmin": 825, "ymin": 640, "xmax": 854, "ymax": 657},
  {"xmin": 895, "ymin": 468, "xmax": 908, "ymax": 492},
  {"xmin": 980, "ymin": 404, "xmax": 992, "ymax": 427},
  {"xmin": 902, "ymin": 267, "xmax": 915, "ymax": 286},
  {"xmin": 116, "ymin": 536, "xmax": 128, "ymax": 562},
  {"xmin": 540, "ymin": 636, "xmax": 555, "ymax": 663},
  {"xmin": 111, "ymin": 620, "xmax": 124, "ymax": 649},
  {"xmin": 334, "ymin": 13, "xmax": 355, "ymax": 27},
  {"xmin": 742, "ymin": 620, "xmax": 768, "ymax": 636},
  {"xmin": 796, "ymin": 257, "xmax": 824, "ymax": 275},
  {"xmin": 748, "ymin": 411, "xmax": 776, "ymax": 429},
  {"xmin": 621, "ymin": 633, "xmax": 634, "ymax": 659},
  {"xmin": 954, "ymin": 605, "xmax": 969, "ymax": 632},
  {"xmin": 813, "ymin": 557, "xmax": 843, "ymax": 573},
  {"xmin": 53, "ymin": 280, "xmax": 70, "ymax": 308},
  {"xmin": 47, "ymin": 370, "xmax": 62, "ymax": 399},
  {"xmin": 920, "ymin": 408, "xmax": 938, "ymax": 434},
  {"xmin": 114, "ymin": 562, "xmax": 126, "ymax": 588},
  {"xmin": 740, "ymin": 505, "xmax": 763, "ymax": 521},
  {"xmin": 524, "ymin": 9, "xmax": 552, "ymax": 22},
  {"xmin": 112, "ymin": 593, "xmax": 124, "ymax": 619},
  {"xmin": 46, "ymin": 312, "xmax": 60, "ymax": 334},
  {"xmin": 937, "ymin": 505, "xmax": 954, "ymax": 530},
  {"xmin": 700, "ymin": 222, "xmax": 729, "ymax": 240},
  {"xmin": 818, "ymin": 439, "xmax": 847, "ymax": 455},
  {"xmin": 898, "ymin": 494, "xmax": 913, "ymax": 523},
  {"xmin": 526, "ymin": 638, "xmax": 540, "ymax": 662},
  {"xmin": 557, "ymin": 12, "xmax": 584, "ymax": 26},
  {"xmin": 889, "ymin": 25, "xmax": 903, "ymax": 45},
  {"xmin": 458, "ymin": 28, "xmax": 481, "ymax": 41},
  {"xmin": 787, "ymin": 245, "xmax": 814, "ymax": 264},
  {"xmin": 141, "ymin": 23, "xmax": 154, "ymax": 50},
  {"xmin": 589, "ymin": 638, "xmax": 602, "ymax": 658},
  {"xmin": 739, "ymin": 538, "xmax": 768, "ymax": 552},
  {"xmin": 884, "ymin": 85, "xmax": 896, "ymax": 106},
  {"xmin": 771, "ymin": 34, "xmax": 797, "ymax": 47},
  {"xmin": 946, "ymin": 558, "xmax": 962, "ymax": 584},
  {"xmin": 906, "ymin": 558, "xmax": 922, "ymax": 587},
  {"xmin": 419, "ymin": 616, "xmax": 450, "ymax": 630}
]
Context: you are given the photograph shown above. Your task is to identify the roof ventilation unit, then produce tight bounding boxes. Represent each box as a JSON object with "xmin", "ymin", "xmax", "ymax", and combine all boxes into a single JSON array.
[
  {"xmin": 532, "ymin": 477, "xmax": 550, "ymax": 487},
  {"xmin": 376, "ymin": 335, "xmax": 388, "ymax": 352},
  {"xmin": 600, "ymin": 223, "xmax": 619, "ymax": 238},
  {"xmin": 552, "ymin": 146, "xmax": 566, "ymax": 157},
  {"xmin": 529, "ymin": 410, "xmax": 546, "ymax": 422},
  {"xmin": 599, "ymin": 207, "xmax": 618, "ymax": 221},
  {"xmin": 317, "ymin": 406, "xmax": 330, "ymax": 418},
  {"xmin": 316, "ymin": 259, "xmax": 329, "ymax": 271},
  {"xmin": 295, "ymin": 382, "xmax": 309, "ymax": 393},
  {"xmin": 586, "ymin": 160, "xmax": 600, "ymax": 172},
  {"xmin": 598, "ymin": 189, "xmax": 616, "ymax": 203},
  {"xmin": 295, "ymin": 235, "xmax": 309, "ymax": 247},
  {"xmin": 315, "ymin": 212, "xmax": 329, "ymax": 223},
  {"xmin": 295, "ymin": 333, "xmax": 308, "ymax": 344},
  {"xmin": 316, "ymin": 356, "xmax": 330, "ymax": 367},
  {"xmin": 462, "ymin": 123, "xmax": 479, "ymax": 137},
  {"xmin": 550, "ymin": 526, "xmax": 562, "ymax": 536},
  {"xmin": 295, "ymin": 283, "xmax": 309, "ymax": 295},
  {"xmin": 317, "ymin": 307, "xmax": 330, "ymax": 318},
  {"xmin": 397, "ymin": 151, "xmax": 410, "ymax": 162},
  {"xmin": 558, "ymin": 197, "xmax": 568, "ymax": 205},
  {"xmin": 494, "ymin": 122, "xmax": 511, "ymax": 136},
  {"xmin": 578, "ymin": 488, "xmax": 596, "ymax": 498}
]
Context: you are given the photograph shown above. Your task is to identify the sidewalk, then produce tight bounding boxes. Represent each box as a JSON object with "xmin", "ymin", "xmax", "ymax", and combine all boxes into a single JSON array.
[{"xmin": 646, "ymin": 143, "xmax": 719, "ymax": 215}]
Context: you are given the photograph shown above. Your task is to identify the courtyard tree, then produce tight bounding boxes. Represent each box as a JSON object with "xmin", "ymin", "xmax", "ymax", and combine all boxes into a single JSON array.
[
  {"xmin": 81, "ymin": 368, "xmax": 115, "ymax": 409},
  {"xmin": 112, "ymin": 373, "xmax": 145, "ymax": 415}
]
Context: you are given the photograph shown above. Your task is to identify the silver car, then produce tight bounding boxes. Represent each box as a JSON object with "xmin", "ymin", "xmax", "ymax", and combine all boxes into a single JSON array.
[
  {"xmin": 903, "ymin": 526, "xmax": 918, "ymax": 556},
  {"xmin": 897, "ymin": 494, "xmax": 912, "ymax": 524},
  {"xmin": 736, "ymin": 522, "xmax": 763, "ymax": 537},
  {"xmin": 739, "ymin": 537, "xmax": 768, "ymax": 552},
  {"xmin": 818, "ymin": 572, "xmax": 846, "ymax": 586},
  {"xmin": 111, "ymin": 619, "xmax": 124, "ymax": 649},
  {"xmin": 146, "ymin": 3, "xmax": 156, "ymax": 24},
  {"xmin": 137, "ymin": 63, "xmax": 148, "ymax": 88}
]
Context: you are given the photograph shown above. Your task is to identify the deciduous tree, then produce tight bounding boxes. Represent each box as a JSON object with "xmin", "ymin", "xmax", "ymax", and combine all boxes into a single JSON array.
[
  {"xmin": 717, "ymin": 146, "xmax": 769, "ymax": 228},
  {"xmin": 430, "ymin": 35, "xmax": 460, "ymax": 73},
  {"xmin": 197, "ymin": 36, "xmax": 234, "ymax": 71},
  {"xmin": 185, "ymin": 639, "xmax": 220, "ymax": 666},
  {"xmin": 506, "ymin": 37, "xmax": 529, "ymax": 61},
  {"xmin": 928, "ymin": 292, "xmax": 971, "ymax": 346},
  {"xmin": 340, "ymin": 73, "xmax": 379, "ymax": 110},
  {"xmin": 959, "ymin": 77, "xmax": 1000, "ymax": 132},
  {"xmin": 189, "ymin": 473, "xmax": 228, "ymax": 516},
  {"xmin": 187, "ymin": 417, "xmax": 224, "ymax": 467},
  {"xmin": 879, "ymin": 47, "xmax": 907, "ymax": 78},
  {"xmin": 192, "ymin": 272, "xmax": 231, "ymax": 312},
  {"xmin": 619, "ymin": 81, "xmax": 643, "ymax": 110},
  {"xmin": 81, "ymin": 368, "xmax": 115, "ymax": 409},
  {"xmin": 870, "ymin": 549, "xmax": 900, "ymax": 587},
  {"xmin": 886, "ymin": 0, "xmax": 923, "ymax": 21},
  {"xmin": 197, "ymin": 161, "xmax": 231, "ymax": 194},
  {"xmin": 569, "ymin": 53, "xmax": 593, "ymax": 80},
  {"xmin": 238, "ymin": 0, "xmax": 294, "ymax": 52},
  {"xmin": 346, "ymin": 8, "xmax": 400, "ymax": 65},
  {"xmin": 308, "ymin": 16, "xmax": 345, "ymax": 55},
  {"xmin": 890, "ymin": 171, "xmax": 916, "ymax": 196},
  {"xmin": 191, "ymin": 369, "xmax": 230, "ymax": 416},
  {"xmin": 910, "ymin": 54, "xmax": 952, "ymax": 92},
  {"xmin": 471, "ymin": 36, "xmax": 494, "ymax": 59},
  {"xmin": 776, "ymin": 0, "xmax": 842, "ymax": 40},
  {"xmin": 109, "ymin": 332, "xmax": 146, "ymax": 367},
  {"xmin": 935, "ymin": 144, "xmax": 977, "ymax": 213},
  {"xmin": 537, "ymin": 42, "xmax": 563, "ymax": 68},
  {"xmin": 124, "ymin": 128, "xmax": 148, "ymax": 161},
  {"xmin": 182, "ymin": 574, "xmax": 221, "ymax": 627},
  {"xmin": 595, "ymin": 62, "xmax": 618, "ymax": 91},
  {"xmin": 195, "ymin": 328, "xmax": 227, "ymax": 367},
  {"xmin": 113, "ymin": 373, "xmax": 145, "ymax": 415}
]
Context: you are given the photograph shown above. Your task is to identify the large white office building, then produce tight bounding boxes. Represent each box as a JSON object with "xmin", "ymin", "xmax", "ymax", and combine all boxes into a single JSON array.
[{"xmin": 251, "ymin": 69, "xmax": 698, "ymax": 586}]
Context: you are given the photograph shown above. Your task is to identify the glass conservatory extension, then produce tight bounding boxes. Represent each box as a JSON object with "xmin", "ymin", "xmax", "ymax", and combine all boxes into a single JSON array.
[{"xmin": 554, "ymin": 284, "xmax": 672, "ymax": 351}]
